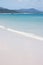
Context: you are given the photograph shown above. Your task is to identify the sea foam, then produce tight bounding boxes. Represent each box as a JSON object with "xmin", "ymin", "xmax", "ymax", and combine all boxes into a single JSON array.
[
  {"xmin": 0, "ymin": 25, "xmax": 5, "ymax": 29},
  {"xmin": 0, "ymin": 25, "xmax": 43, "ymax": 41}
]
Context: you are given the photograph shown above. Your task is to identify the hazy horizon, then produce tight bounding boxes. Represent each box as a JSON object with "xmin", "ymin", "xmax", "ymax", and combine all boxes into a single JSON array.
[{"xmin": 0, "ymin": 0, "xmax": 43, "ymax": 11}]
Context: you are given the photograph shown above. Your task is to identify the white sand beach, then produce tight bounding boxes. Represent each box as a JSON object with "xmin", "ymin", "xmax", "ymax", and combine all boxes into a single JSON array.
[{"xmin": 0, "ymin": 29, "xmax": 43, "ymax": 65}]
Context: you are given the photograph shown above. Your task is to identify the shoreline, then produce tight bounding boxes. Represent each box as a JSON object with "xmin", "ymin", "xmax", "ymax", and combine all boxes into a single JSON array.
[{"xmin": 0, "ymin": 25, "xmax": 43, "ymax": 41}]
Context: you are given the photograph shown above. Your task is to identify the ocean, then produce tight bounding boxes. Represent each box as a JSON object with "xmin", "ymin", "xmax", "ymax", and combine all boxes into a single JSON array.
[{"xmin": 0, "ymin": 14, "xmax": 43, "ymax": 38}]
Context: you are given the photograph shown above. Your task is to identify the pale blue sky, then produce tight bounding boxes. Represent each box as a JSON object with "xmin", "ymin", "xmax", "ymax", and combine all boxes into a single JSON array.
[{"xmin": 0, "ymin": 0, "xmax": 43, "ymax": 10}]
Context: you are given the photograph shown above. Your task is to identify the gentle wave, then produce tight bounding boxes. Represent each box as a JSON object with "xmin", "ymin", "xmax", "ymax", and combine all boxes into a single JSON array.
[
  {"xmin": 0, "ymin": 25, "xmax": 5, "ymax": 29},
  {"xmin": 0, "ymin": 25, "xmax": 43, "ymax": 41}
]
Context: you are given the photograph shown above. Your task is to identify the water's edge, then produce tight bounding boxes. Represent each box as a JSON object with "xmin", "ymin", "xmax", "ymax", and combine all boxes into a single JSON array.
[{"xmin": 0, "ymin": 25, "xmax": 43, "ymax": 41}]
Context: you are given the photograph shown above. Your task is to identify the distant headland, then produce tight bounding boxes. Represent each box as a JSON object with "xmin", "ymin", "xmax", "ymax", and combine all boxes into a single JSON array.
[{"xmin": 0, "ymin": 7, "xmax": 43, "ymax": 14}]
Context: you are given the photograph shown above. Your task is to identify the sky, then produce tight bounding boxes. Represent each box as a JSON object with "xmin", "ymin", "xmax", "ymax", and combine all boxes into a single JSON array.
[{"xmin": 0, "ymin": 0, "xmax": 43, "ymax": 10}]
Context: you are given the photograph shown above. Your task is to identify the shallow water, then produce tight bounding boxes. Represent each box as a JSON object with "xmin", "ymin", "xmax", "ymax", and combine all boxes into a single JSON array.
[{"xmin": 0, "ymin": 14, "xmax": 43, "ymax": 37}]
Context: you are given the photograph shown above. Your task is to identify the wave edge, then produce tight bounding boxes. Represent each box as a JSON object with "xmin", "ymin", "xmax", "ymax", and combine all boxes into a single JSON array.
[{"xmin": 0, "ymin": 25, "xmax": 43, "ymax": 41}]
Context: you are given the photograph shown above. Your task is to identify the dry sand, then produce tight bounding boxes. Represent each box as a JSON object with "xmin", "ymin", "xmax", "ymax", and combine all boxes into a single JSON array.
[{"xmin": 0, "ymin": 29, "xmax": 43, "ymax": 65}]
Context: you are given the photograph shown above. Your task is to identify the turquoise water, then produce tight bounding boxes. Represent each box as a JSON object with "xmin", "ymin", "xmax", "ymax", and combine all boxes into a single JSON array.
[{"xmin": 0, "ymin": 14, "xmax": 43, "ymax": 37}]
